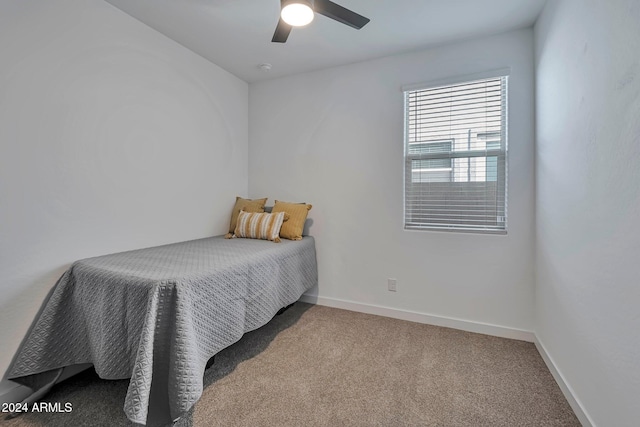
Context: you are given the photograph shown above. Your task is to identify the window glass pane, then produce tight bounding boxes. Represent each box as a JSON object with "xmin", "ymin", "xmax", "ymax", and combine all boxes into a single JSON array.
[{"xmin": 486, "ymin": 156, "xmax": 498, "ymax": 182}]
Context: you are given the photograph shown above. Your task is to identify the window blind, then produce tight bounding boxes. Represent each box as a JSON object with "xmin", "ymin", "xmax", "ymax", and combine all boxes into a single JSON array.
[{"xmin": 404, "ymin": 75, "xmax": 508, "ymax": 233}]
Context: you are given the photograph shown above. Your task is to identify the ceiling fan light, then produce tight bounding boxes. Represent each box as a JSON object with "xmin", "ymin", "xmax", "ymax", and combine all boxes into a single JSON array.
[{"xmin": 281, "ymin": 2, "xmax": 314, "ymax": 27}]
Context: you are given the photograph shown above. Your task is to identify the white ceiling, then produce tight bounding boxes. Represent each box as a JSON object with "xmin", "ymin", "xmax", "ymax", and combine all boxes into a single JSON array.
[{"xmin": 104, "ymin": 0, "xmax": 547, "ymax": 83}]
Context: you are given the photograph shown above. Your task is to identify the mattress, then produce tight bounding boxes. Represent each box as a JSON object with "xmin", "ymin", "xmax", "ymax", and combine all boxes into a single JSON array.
[{"xmin": 7, "ymin": 235, "xmax": 318, "ymax": 425}]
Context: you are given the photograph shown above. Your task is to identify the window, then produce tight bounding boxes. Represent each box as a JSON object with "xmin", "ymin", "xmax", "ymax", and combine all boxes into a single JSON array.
[{"xmin": 404, "ymin": 73, "xmax": 508, "ymax": 233}]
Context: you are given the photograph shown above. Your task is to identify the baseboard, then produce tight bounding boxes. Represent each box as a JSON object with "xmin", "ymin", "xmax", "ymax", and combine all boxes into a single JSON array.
[
  {"xmin": 299, "ymin": 294, "xmax": 534, "ymax": 342},
  {"xmin": 0, "ymin": 380, "xmax": 32, "ymax": 406},
  {"xmin": 534, "ymin": 337, "xmax": 595, "ymax": 427}
]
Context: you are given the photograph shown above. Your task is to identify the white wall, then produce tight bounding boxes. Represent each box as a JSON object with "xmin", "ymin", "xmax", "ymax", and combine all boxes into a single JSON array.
[
  {"xmin": 534, "ymin": 1, "xmax": 640, "ymax": 425},
  {"xmin": 0, "ymin": 0, "xmax": 248, "ymax": 377},
  {"xmin": 249, "ymin": 29, "xmax": 535, "ymax": 334}
]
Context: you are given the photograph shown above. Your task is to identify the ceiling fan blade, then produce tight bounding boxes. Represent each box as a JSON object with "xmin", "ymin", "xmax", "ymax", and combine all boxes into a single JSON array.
[
  {"xmin": 314, "ymin": 0, "xmax": 370, "ymax": 29},
  {"xmin": 272, "ymin": 18, "xmax": 292, "ymax": 43}
]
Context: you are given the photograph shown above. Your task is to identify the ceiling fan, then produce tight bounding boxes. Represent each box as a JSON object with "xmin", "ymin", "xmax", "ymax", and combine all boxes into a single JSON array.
[{"xmin": 272, "ymin": 0, "xmax": 370, "ymax": 43}]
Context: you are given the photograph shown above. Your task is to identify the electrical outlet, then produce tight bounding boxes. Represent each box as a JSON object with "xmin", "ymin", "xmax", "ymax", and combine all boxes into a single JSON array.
[{"xmin": 387, "ymin": 278, "xmax": 397, "ymax": 292}]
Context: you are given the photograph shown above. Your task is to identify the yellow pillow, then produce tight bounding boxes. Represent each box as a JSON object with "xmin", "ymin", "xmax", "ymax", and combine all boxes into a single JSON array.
[
  {"xmin": 271, "ymin": 200, "xmax": 312, "ymax": 240},
  {"xmin": 225, "ymin": 197, "xmax": 267, "ymax": 238},
  {"xmin": 234, "ymin": 211, "xmax": 285, "ymax": 243}
]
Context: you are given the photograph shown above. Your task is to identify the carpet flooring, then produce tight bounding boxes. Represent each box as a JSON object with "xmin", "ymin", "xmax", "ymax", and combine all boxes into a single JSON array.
[{"xmin": 3, "ymin": 302, "xmax": 580, "ymax": 426}]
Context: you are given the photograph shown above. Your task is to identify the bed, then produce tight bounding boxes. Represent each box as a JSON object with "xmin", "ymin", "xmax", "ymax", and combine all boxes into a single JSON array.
[{"xmin": 7, "ymin": 235, "xmax": 318, "ymax": 425}]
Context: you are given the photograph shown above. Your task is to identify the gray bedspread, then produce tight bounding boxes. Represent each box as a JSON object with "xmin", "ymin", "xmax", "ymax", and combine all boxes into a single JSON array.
[{"xmin": 7, "ymin": 236, "xmax": 318, "ymax": 425}]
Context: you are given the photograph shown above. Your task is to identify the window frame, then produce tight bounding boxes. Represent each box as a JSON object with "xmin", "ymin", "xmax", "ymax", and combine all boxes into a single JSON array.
[{"xmin": 402, "ymin": 69, "xmax": 509, "ymax": 235}]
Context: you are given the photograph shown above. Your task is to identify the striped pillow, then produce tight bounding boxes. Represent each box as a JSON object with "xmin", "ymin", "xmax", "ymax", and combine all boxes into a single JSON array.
[{"xmin": 234, "ymin": 210, "xmax": 285, "ymax": 243}]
